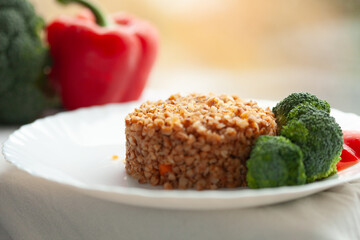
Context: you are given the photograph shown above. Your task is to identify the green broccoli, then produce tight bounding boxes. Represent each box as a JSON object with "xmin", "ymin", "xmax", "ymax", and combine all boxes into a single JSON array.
[
  {"xmin": 0, "ymin": 0, "xmax": 53, "ymax": 124},
  {"xmin": 246, "ymin": 135, "xmax": 306, "ymax": 189},
  {"xmin": 281, "ymin": 107, "xmax": 343, "ymax": 182},
  {"xmin": 272, "ymin": 92, "xmax": 330, "ymax": 130},
  {"xmin": 286, "ymin": 102, "xmax": 325, "ymax": 121}
]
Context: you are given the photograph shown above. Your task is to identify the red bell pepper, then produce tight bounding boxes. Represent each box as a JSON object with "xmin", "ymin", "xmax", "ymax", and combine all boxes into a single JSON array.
[
  {"xmin": 47, "ymin": 0, "xmax": 158, "ymax": 110},
  {"xmin": 337, "ymin": 130, "xmax": 360, "ymax": 171}
]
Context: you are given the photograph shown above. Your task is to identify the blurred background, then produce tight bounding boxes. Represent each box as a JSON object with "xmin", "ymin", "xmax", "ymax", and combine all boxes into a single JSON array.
[{"xmin": 30, "ymin": 0, "xmax": 360, "ymax": 114}]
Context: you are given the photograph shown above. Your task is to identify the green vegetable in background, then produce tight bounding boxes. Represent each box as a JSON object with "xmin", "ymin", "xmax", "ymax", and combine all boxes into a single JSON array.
[
  {"xmin": 0, "ymin": 0, "xmax": 54, "ymax": 124},
  {"xmin": 246, "ymin": 135, "xmax": 306, "ymax": 189},
  {"xmin": 272, "ymin": 92, "xmax": 330, "ymax": 131},
  {"xmin": 281, "ymin": 105, "xmax": 343, "ymax": 182}
]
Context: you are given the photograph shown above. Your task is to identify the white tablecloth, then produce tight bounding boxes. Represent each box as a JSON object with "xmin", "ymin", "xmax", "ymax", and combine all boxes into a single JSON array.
[{"xmin": 1, "ymin": 127, "xmax": 360, "ymax": 240}]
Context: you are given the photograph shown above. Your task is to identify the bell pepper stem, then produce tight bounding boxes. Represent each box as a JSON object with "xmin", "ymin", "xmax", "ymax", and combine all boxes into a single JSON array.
[{"xmin": 56, "ymin": 0, "xmax": 108, "ymax": 27}]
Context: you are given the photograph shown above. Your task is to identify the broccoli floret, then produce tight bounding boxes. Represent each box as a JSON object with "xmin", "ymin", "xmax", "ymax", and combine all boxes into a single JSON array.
[
  {"xmin": 272, "ymin": 92, "xmax": 330, "ymax": 130},
  {"xmin": 286, "ymin": 103, "xmax": 325, "ymax": 121},
  {"xmin": 0, "ymin": 81, "xmax": 47, "ymax": 123},
  {"xmin": 246, "ymin": 135, "xmax": 306, "ymax": 189},
  {"xmin": 281, "ymin": 108, "xmax": 343, "ymax": 182},
  {"xmin": 0, "ymin": 0, "xmax": 52, "ymax": 124}
]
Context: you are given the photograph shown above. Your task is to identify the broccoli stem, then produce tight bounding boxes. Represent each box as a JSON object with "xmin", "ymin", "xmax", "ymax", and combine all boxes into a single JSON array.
[{"xmin": 56, "ymin": 0, "xmax": 108, "ymax": 27}]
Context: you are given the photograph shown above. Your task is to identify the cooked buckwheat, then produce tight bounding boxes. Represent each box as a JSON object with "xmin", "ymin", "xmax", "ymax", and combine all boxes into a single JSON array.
[{"xmin": 125, "ymin": 93, "xmax": 277, "ymax": 190}]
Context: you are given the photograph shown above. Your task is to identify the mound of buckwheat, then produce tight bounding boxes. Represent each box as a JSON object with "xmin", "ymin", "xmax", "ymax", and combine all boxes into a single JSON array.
[{"xmin": 125, "ymin": 93, "xmax": 277, "ymax": 190}]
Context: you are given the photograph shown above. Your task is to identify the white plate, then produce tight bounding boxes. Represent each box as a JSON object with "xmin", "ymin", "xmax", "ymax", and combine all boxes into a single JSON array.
[{"xmin": 3, "ymin": 100, "xmax": 360, "ymax": 210}]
